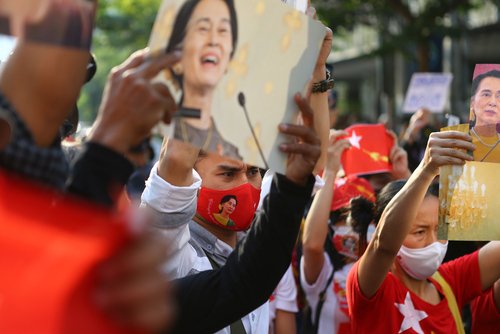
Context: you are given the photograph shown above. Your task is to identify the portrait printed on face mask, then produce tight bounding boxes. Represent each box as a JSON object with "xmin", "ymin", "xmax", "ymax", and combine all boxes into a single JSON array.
[
  {"xmin": 213, "ymin": 194, "xmax": 237, "ymax": 227},
  {"xmin": 196, "ymin": 182, "xmax": 260, "ymax": 231},
  {"xmin": 331, "ymin": 225, "xmax": 360, "ymax": 261}
]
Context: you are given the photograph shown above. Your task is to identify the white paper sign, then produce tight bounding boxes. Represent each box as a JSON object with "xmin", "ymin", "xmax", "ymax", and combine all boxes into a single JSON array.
[
  {"xmin": 403, "ymin": 73, "xmax": 453, "ymax": 113},
  {"xmin": 0, "ymin": 35, "xmax": 16, "ymax": 62},
  {"xmin": 281, "ymin": 0, "xmax": 308, "ymax": 13}
]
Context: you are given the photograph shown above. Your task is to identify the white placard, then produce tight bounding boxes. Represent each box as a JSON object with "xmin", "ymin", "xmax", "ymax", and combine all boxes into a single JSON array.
[
  {"xmin": 403, "ymin": 73, "xmax": 453, "ymax": 113},
  {"xmin": 281, "ymin": 0, "xmax": 308, "ymax": 13},
  {"xmin": 149, "ymin": 0, "xmax": 324, "ymax": 173},
  {"xmin": 0, "ymin": 35, "xmax": 16, "ymax": 62}
]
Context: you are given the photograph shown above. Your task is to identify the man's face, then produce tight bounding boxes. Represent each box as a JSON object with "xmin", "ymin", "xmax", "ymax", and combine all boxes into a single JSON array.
[
  {"xmin": 195, "ymin": 153, "xmax": 262, "ymax": 190},
  {"xmin": 181, "ymin": 0, "xmax": 233, "ymax": 91},
  {"xmin": 473, "ymin": 77, "xmax": 500, "ymax": 127}
]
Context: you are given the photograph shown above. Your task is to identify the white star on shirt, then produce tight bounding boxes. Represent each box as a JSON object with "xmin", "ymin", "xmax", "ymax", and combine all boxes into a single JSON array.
[
  {"xmin": 394, "ymin": 292, "xmax": 428, "ymax": 334},
  {"xmin": 348, "ymin": 131, "xmax": 362, "ymax": 149}
]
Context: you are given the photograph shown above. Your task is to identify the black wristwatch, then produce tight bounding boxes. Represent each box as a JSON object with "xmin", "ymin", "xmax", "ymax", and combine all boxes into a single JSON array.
[{"xmin": 312, "ymin": 69, "xmax": 335, "ymax": 93}]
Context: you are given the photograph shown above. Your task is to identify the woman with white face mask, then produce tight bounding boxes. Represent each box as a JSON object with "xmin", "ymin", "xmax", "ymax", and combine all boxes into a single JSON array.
[{"xmin": 346, "ymin": 130, "xmax": 500, "ymax": 334}]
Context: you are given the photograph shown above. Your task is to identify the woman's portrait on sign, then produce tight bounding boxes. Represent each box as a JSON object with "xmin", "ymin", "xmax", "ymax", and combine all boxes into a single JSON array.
[{"xmin": 468, "ymin": 64, "xmax": 500, "ymax": 163}]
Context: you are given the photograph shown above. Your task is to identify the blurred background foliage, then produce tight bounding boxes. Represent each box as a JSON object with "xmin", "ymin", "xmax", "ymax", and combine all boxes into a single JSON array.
[
  {"xmin": 79, "ymin": 0, "xmax": 161, "ymax": 124},
  {"xmin": 315, "ymin": 0, "xmax": 499, "ymax": 71}
]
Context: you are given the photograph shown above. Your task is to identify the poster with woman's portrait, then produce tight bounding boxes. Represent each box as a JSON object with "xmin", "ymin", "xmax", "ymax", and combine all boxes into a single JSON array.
[
  {"xmin": 468, "ymin": 64, "xmax": 500, "ymax": 163},
  {"xmin": 438, "ymin": 64, "xmax": 500, "ymax": 240},
  {"xmin": 438, "ymin": 123, "xmax": 500, "ymax": 241},
  {"xmin": 148, "ymin": 0, "xmax": 325, "ymax": 173},
  {"xmin": 0, "ymin": 0, "xmax": 96, "ymax": 49}
]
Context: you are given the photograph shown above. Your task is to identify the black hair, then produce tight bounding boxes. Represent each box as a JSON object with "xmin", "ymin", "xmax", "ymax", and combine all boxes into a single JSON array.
[
  {"xmin": 349, "ymin": 197, "xmax": 375, "ymax": 257},
  {"xmin": 469, "ymin": 70, "xmax": 500, "ymax": 128},
  {"xmin": 325, "ymin": 206, "xmax": 354, "ymax": 272},
  {"xmin": 325, "ymin": 197, "xmax": 375, "ymax": 270},
  {"xmin": 471, "ymin": 70, "xmax": 500, "ymax": 96},
  {"xmin": 166, "ymin": 0, "xmax": 238, "ymax": 57},
  {"xmin": 373, "ymin": 179, "xmax": 438, "ymax": 224},
  {"xmin": 337, "ymin": 180, "xmax": 438, "ymax": 259},
  {"xmin": 219, "ymin": 194, "xmax": 237, "ymax": 213}
]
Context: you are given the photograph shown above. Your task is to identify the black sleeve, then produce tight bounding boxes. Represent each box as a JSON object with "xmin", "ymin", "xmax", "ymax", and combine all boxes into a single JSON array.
[
  {"xmin": 65, "ymin": 142, "xmax": 134, "ymax": 206},
  {"xmin": 170, "ymin": 173, "xmax": 315, "ymax": 334}
]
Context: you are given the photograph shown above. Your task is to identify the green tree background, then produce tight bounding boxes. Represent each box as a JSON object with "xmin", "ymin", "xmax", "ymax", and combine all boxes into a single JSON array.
[
  {"xmin": 315, "ymin": 0, "xmax": 500, "ymax": 71},
  {"xmin": 78, "ymin": 0, "xmax": 161, "ymax": 123}
]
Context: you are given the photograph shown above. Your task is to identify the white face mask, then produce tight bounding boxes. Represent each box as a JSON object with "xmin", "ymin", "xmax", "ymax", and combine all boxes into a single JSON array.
[{"xmin": 397, "ymin": 241, "xmax": 448, "ymax": 280}]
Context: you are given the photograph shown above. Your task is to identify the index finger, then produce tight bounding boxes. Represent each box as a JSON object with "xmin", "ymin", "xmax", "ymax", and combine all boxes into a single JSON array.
[
  {"xmin": 112, "ymin": 49, "xmax": 149, "ymax": 76},
  {"xmin": 133, "ymin": 50, "xmax": 182, "ymax": 80}
]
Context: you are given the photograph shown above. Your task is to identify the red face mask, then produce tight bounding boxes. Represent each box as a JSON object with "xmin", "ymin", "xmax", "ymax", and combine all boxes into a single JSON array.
[
  {"xmin": 332, "ymin": 225, "xmax": 360, "ymax": 260},
  {"xmin": 196, "ymin": 183, "xmax": 261, "ymax": 231}
]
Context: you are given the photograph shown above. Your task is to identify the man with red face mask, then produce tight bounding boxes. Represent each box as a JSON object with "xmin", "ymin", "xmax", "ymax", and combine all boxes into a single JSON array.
[{"xmin": 141, "ymin": 93, "xmax": 320, "ymax": 334}]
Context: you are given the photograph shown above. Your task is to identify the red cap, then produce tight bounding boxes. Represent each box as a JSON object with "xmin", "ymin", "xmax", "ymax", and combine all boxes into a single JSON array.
[
  {"xmin": 473, "ymin": 64, "xmax": 500, "ymax": 81},
  {"xmin": 330, "ymin": 175, "xmax": 376, "ymax": 212}
]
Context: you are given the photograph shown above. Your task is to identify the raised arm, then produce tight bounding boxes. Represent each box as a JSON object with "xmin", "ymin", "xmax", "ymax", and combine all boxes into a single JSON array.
[
  {"xmin": 302, "ymin": 130, "xmax": 349, "ymax": 284},
  {"xmin": 0, "ymin": 42, "xmax": 88, "ymax": 147},
  {"xmin": 0, "ymin": 0, "xmax": 96, "ymax": 147},
  {"xmin": 388, "ymin": 130, "xmax": 411, "ymax": 180},
  {"xmin": 309, "ymin": 25, "xmax": 333, "ymax": 174},
  {"xmin": 67, "ymin": 49, "xmax": 181, "ymax": 205},
  {"xmin": 357, "ymin": 131, "xmax": 475, "ymax": 298},
  {"xmin": 170, "ymin": 94, "xmax": 320, "ymax": 333}
]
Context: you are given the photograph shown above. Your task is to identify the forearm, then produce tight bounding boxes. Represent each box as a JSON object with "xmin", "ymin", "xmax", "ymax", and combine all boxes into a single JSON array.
[
  {"xmin": 375, "ymin": 164, "xmax": 434, "ymax": 254},
  {"xmin": 141, "ymin": 162, "xmax": 200, "ymax": 227},
  {"xmin": 311, "ymin": 66, "xmax": 329, "ymax": 174},
  {"xmin": 158, "ymin": 139, "xmax": 199, "ymax": 187},
  {"xmin": 478, "ymin": 241, "xmax": 500, "ymax": 291},
  {"xmin": 66, "ymin": 142, "xmax": 134, "ymax": 206},
  {"xmin": 0, "ymin": 42, "xmax": 88, "ymax": 147},
  {"xmin": 302, "ymin": 170, "xmax": 335, "ymax": 283},
  {"xmin": 170, "ymin": 173, "xmax": 315, "ymax": 333}
]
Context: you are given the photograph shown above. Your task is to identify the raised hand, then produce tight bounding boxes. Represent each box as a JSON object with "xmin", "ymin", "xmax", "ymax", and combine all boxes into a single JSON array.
[
  {"xmin": 420, "ymin": 131, "xmax": 475, "ymax": 178},
  {"xmin": 157, "ymin": 136, "xmax": 199, "ymax": 187},
  {"xmin": 279, "ymin": 93, "xmax": 321, "ymax": 186},
  {"xmin": 89, "ymin": 49, "xmax": 181, "ymax": 155},
  {"xmin": 325, "ymin": 130, "xmax": 350, "ymax": 175},
  {"xmin": 387, "ymin": 130, "xmax": 411, "ymax": 179}
]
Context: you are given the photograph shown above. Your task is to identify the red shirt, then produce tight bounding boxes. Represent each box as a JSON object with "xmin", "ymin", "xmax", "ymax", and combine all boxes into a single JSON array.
[
  {"xmin": 471, "ymin": 287, "xmax": 500, "ymax": 333},
  {"xmin": 347, "ymin": 251, "xmax": 482, "ymax": 334}
]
